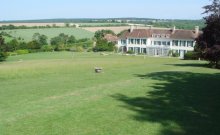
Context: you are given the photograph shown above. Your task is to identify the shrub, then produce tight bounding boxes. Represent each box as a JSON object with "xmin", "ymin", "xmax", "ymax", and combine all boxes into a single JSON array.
[
  {"xmin": 69, "ymin": 46, "xmax": 84, "ymax": 52},
  {"xmin": 184, "ymin": 51, "xmax": 200, "ymax": 60},
  {"xmin": 87, "ymin": 47, "xmax": 93, "ymax": 52},
  {"xmin": 41, "ymin": 45, "xmax": 54, "ymax": 52},
  {"xmin": 127, "ymin": 50, "xmax": 134, "ymax": 54},
  {"xmin": 15, "ymin": 49, "xmax": 29, "ymax": 55},
  {"xmin": 0, "ymin": 52, "xmax": 7, "ymax": 61},
  {"xmin": 172, "ymin": 52, "xmax": 179, "ymax": 57}
]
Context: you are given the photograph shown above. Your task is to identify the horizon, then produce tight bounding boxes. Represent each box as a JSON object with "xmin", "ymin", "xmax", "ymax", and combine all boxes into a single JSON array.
[
  {"xmin": 0, "ymin": 0, "xmax": 210, "ymax": 21},
  {"xmin": 0, "ymin": 17, "xmax": 204, "ymax": 22}
]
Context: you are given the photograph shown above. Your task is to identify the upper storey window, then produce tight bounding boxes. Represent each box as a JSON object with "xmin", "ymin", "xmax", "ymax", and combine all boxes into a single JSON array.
[{"xmin": 152, "ymin": 34, "xmax": 170, "ymax": 38}]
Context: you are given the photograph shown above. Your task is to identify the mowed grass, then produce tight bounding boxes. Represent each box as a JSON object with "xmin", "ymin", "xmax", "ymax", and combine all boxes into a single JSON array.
[
  {"xmin": 0, "ymin": 52, "xmax": 220, "ymax": 135},
  {"xmin": 1, "ymin": 28, "xmax": 94, "ymax": 42}
]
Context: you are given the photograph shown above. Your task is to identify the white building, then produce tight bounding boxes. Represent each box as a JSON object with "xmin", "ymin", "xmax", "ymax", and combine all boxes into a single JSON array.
[{"xmin": 117, "ymin": 26, "xmax": 200, "ymax": 58}]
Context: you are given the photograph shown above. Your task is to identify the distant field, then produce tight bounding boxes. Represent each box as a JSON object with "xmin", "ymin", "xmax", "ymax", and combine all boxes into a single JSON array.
[
  {"xmin": 0, "ymin": 23, "xmax": 127, "ymax": 27},
  {"xmin": 1, "ymin": 52, "xmax": 220, "ymax": 135},
  {"xmin": 0, "ymin": 23, "xmax": 66, "ymax": 27},
  {"xmin": 83, "ymin": 26, "xmax": 150, "ymax": 34},
  {"xmin": 1, "ymin": 28, "xmax": 94, "ymax": 42}
]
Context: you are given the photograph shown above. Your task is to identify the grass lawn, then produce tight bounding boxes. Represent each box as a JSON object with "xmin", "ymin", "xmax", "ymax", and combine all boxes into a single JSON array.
[
  {"xmin": 0, "ymin": 52, "xmax": 220, "ymax": 135},
  {"xmin": 1, "ymin": 28, "xmax": 94, "ymax": 42}
]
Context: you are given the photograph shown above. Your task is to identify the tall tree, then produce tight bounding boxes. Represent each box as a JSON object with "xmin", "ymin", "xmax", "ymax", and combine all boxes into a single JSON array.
[
  {"xmin": 0, "ymin": 35, "xmax": 8, "ymax": 61},
  {"xmin": 203, "ymin": 0, "xmax": 220, "ymax": 16},
  {"xmin": 196, "ymin": 0, "xmax": 220, "ymax": 68}
]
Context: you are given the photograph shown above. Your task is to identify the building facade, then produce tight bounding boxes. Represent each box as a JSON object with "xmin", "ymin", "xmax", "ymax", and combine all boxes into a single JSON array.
[{"xmin": 117, "ymin": 26, "xmax": 200, "ymax": 58}]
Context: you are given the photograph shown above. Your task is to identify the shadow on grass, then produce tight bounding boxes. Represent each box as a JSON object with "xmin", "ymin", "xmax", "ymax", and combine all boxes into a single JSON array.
[
  {"xmin": 112, "ymin": 71, "xmax": 220, "ymax": 135},
  {"xmin": 165, "ymin": 63, "xmax": 209, "ymax": 68}
]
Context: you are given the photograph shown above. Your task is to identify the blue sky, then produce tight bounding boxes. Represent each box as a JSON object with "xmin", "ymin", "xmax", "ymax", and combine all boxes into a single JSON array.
[{"xmin": 0, "ymin": 0, "xmax": 210, "ymax": 20}]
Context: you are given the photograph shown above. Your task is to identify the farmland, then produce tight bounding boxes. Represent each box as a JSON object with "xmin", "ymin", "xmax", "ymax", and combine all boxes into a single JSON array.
[
  {"xmin": 0, "ymin": 52, "xmax": 220, "ymax": 135},
  {"xmin": 1, "ymin": 28, "xmax": 94, "ymax": 42},
  {"xmin": 0, "ymin": 22, "xmax": 127, "ymax": 27}
]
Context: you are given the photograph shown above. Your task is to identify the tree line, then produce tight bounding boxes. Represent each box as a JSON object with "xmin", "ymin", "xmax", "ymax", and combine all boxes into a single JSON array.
[
  {"xmin": 0, "ymin": 29, "xmax": 119, "ymax": 61},
  {"xmin": 0, "ymin": 24, "xmax": 78, "ymax": 30},
  {"xmin": 0, "ymin": 32, "xmax": 93, "ymax": 61}
]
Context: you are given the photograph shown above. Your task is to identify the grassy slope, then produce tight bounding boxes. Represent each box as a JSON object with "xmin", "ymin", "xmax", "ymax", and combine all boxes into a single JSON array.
[
  {"xmin": 0, "ymin": 52, "xmax": 220, "ymax": 135},
  {"xmin": 1, "ymin": 28, "xmax": 94, "ymax": 42}
]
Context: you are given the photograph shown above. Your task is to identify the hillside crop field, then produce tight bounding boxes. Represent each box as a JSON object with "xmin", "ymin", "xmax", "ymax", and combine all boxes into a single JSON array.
[
  {"xmin": 0, "ymin": 52, "xmax": 220, "ymax": 135},
  {"xmin": 1, "ymin": 28, "xmax": 94, "ymax": 42}
]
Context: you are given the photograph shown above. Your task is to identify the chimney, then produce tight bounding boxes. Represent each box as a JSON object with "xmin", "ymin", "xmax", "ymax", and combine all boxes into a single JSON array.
[
  {"xmin": 195, "ymin": 26, "xmax": 199, "ymax": 35},
  {"xmin": 130, "ymin": 25, "xmax": 134, "ymax": 33},
  {"xmin": 172, "ymin": 26, "xmax": 176, "ymax": 34}
]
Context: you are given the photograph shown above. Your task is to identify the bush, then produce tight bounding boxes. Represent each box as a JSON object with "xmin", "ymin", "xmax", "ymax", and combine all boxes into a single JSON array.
[
  {"xmin": 15, "ymin": 49, "xmax": 29, "ymax": 55},
  {"xmin": 0, "ymin": 52, "xmax": 7, "ymax": 61},
  {"xmin": 127, "ymin": 50, "xmax": 134, "ymax": 54},
  {"xmin": 41, "ymin": 45, "xmax": 54, "ymax": 52},
  {"xmin": 69, "ymin": 46, "xmax": 84, "ymax": 52},
  {"xmin": 184, "ymin": 51, "xmax": 199, "ymax": 60},
  {"xmin": 87, "ymin": 47, "xmax": 93, "ymax": 52},
  {"xmin": 172, "ymin": 52, "xmax": 179, "ymax": 57}
]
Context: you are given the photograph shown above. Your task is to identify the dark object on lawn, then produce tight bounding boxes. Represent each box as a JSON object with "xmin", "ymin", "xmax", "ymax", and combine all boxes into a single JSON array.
[{"xmin": 95, "ymin": 67, "xmax": 103, "ymax": 73}]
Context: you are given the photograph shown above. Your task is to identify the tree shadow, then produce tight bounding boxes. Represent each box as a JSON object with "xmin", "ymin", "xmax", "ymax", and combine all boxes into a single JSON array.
[
  {"xmin": 112, "ymin": 71, "xmax": 220, "ymax": 135},
  {"xmin": 165, "ymin": 63, "xmax": 209, "ymax": 68}
]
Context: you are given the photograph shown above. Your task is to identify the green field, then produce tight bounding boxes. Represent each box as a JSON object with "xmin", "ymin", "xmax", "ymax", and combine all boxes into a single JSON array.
[
  {"xmin": 1, "ymin": 52, "xmax": 220, "ymax": 135},
  {"xmin": 1, "ymin": 28, "xmax": 94, "ymax": 42}
]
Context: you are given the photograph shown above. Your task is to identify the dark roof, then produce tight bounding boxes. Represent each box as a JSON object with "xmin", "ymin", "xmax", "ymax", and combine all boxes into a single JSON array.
[
  {"xmin": 104, "ymin": 34, "xmax": 118, "ymax": 42},
  {"xmin": 120, "ymin": 28, "xmax": 200, "ymax": 40}
]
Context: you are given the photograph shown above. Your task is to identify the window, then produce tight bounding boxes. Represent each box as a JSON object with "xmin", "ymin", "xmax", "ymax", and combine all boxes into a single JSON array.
[
  {"xmin": 121, "ymin": 40, "xmax": 126, "ymax": 44},
  {"xmin": 154, "ymin": 41, "xmax": 161, "ymax": 45},
  {"xmin": 131, "ymin": 39, "xmax": 134, "ymax": 44},
  {"xmin": 180, "ymin": 41, "xmax": 186, "ymax": 47},
  {"xmin": 143, "ymin": 39, "xmax": 147, "ymax": 45},
  {"xmin": 173, "ymin": 40, "xmax": 178, "ymax": 46},
  {"xmin": 187, "ymin": 41, "xmax": 193, "ymax": 47},
  {"xmin": 162, "ymin": 41, "xmax": 166, "ymax": 45},
  {"xmin": 137, "ymin": 39, "xmax": 140, "ymax": 44},
  {"xmin": 167, "ymin": 42, "xmax": 170, "ymax": 46}
]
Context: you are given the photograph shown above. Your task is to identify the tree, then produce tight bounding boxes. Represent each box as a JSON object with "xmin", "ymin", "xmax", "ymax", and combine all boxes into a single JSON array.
[
  {"xmin": 8, "ymin": 39, "xmax": 19, "ymax": 52},
  {"xmin": 203, "ymin": 0, "xmax": 220, "ymax": 16},
  {"xmin": 67, "ymin": 35, "xmax": 76, "ymax": 44},
  {"xmin": 0, "ymin": 35, "xmax": 7, "ymax": 61},
  {"xmin": 94, "ymin": 30, "xmax": 116, "ymax": 40},
  {"xmin": 196, "ymin": 0, "xmax": 220, "ymax": 68},
  {"xmin": 32, "ymin": 33, "xmax": 48, "ymax": 46},
  {"xmin": 93, "ymin": 39, "xmax": 115, "ymax": 52},
  {"xmin": 50, "ymin": 33, "xmax": 69, "ymax": 51}
]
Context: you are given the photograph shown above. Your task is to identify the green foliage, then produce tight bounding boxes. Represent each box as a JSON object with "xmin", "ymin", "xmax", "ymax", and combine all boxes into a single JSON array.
[
  {"xmin": 41, "ymin": 45, "xmax": 54, "ymax": 52},
  {"xmin": 0, "ymin": 35, "xmax": 8, "ymax": 61},
  {"xmin": 127, "ymin": 50, "xmax": 134, "ymax": 54},
  {"xmin": 93, "ymin": 39, "xmax": 115, "ymax": 52},
  {"xmin": 33, "ymin": 33, "xmax": 48, "ymax": 46},
  {"xmin": 27, "ymin": 40, "xmax": 41, "ymax": 49},
  {"xmin": 172, "ymin": 52, "xmax": 179, "ymax": 57},
  {"xmin": 94, "ymin": 30, "xmax": 116, "ymax": 40},
  {"xmin": 7, "ymin": 39, "xmax": 19, "ymax": 52},
  {"xmin": 0, "ymin": 52, "xmax": 7, "ymax": 61},
  {"xmin": 197, "ymin": 0, "xmax": 220, "ymax": 68},
  {"xmin": 70, "ymin": 46, "xmax": 84, "ymax": 52},
  {"xmin": 184, "ymin": 51, "xmax": 200, "ymax": 60},
  {"xmin": 67, "ymin": 35, "xmax": 76, "ymax": 44},
  {"xmin": 15, "ymin": 49, "xmax": 29, "ymax": 55}
]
